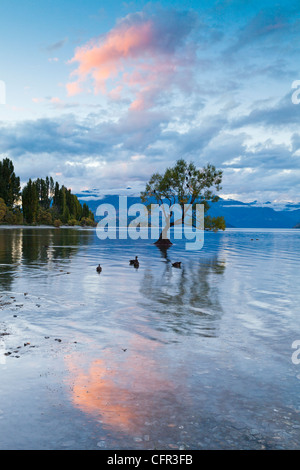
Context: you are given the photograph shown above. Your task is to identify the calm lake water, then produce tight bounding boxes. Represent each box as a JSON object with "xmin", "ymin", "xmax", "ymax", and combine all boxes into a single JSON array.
[{"xmin": 0, "ymin": 226, "xmax": 299, "ymax": 450}]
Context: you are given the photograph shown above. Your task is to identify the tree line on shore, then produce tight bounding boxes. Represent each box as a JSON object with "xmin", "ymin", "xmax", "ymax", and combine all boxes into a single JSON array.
[{"xmin": 0, "ymin": 158, "xmax": 95, "ymax": 227}]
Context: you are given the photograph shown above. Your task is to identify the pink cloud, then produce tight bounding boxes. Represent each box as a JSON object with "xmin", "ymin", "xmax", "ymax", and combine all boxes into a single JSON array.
[
  {"xmin": 66, "ymin": 81, "xmax": 83, "ymax": 96},
  {"xmin": 32, "ymin": 97, "xmax": 45, "ymax": 103},
  {"xmin": 66, "ymin": 9, "xmax": 197, "ymax": 110}
]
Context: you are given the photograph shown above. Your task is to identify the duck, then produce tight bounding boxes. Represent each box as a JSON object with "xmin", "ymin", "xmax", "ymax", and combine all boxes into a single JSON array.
[
  {"xmin": 130, "ymin": 256, "xmax": 138, "ymax": 265},
  {"xmin": 96, "ymin": 264, "xmax": 102, "ymax": 273},
  {"xmin": 172, "ymin": 262, "xmax": 182, "ymax": 268}
]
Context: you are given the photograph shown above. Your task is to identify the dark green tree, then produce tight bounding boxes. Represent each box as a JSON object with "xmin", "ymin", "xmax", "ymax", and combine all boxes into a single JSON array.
[
  {"xmin": 35, "ymin": 178, "xmax": 49, "ymax": 209},
  {"xmin": 0, "ymin": 198, "xmax": 7, "ymax": 222},
  {"xmin": 52, "ymin": 182, "xmax": 61, "ymax": 212},
  {"xmin": 22, "ymin": 179, "xmax": 38, "ymax": 224},
  {"xmin": 82, "ymin": 203, "xmax": 90, "ymax": 218},
  {"xmin": 74, "ymin": 196, "xmax": 82, "ymax": 220},
  {"xmin": 0, "ymin": 158, "xmax": 21, "ymax": 208},
  {"xmin": 0, "ymin": 160, "xmax": 95, "ymax": 226}
]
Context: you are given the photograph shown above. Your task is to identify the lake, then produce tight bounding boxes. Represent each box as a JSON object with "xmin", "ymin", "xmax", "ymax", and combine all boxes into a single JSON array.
[{"xmin": 0, "ymin": 226, "xmax": 299, "ymax": 450}]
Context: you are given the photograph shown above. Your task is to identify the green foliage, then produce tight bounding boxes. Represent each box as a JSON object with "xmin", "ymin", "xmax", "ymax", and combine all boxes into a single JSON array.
[
  {"xmin": 80, "ymin": 217, "xmax": 96, "ymax": 227},
  {"xmin": 4, "ymin": 208, "xmax": 23, "ymax": 225},
  {"xmin": 35, "ymin": 176, "xmax": 54, "ymax": 210},
  {"xmin": 22, "ymin": 179, "xmax": 38, "ymax": 224},
  {"xmin": 0, "ymin": 198, "xmax": 23, "ymax": 225},
  {"xmin": 36, "ymin": 208, "xmax": 53, "ymax": 225},
  {"xmin": 0, "ymin": 158, "xmax": 96, "ymax": 227},
  {"xmin": 62, "ymin": 205, "xmax": 70, "ymax": 224},
  {"xmin": 68, "ymin": 218, "xmax": 79, "ymax": 226},
  {"xmin": 53, "ymin": 182, "xmax": 60, "ymax": 211},
  {"xmin": 48, "ymin": 185, "xmax": 94, "ymax": 227},
  {"xmin": 0, "ymin": 158, "xmax": 21, "ymax": 208},
  {"xmin": 141, "ymin": 159, "xmax": 222, "ymax": 208},
  {"xmin": 51, "ymin": 183, "xmax": 86, "ymax": 225},
  {"xmin": 0, "ymin": 198, "xmax": 7, "ymax": 222},
  {"xmin": 141, "ymin": 159, "xmax": 224, "ymax": 233},
  {"xmin": 53, "ymin": 219, "xmax": 62, "ymax": 228},
  {"xmin": 82, "ymin": 203, "xmax": 90, "ymax": 218},
  {"xmin": 11, "ymin": 207, "xmax": 23, "ymax": 225},
  {"xmin": 205, "ymin": 215, "xmax": 226, "ymax": 232}
]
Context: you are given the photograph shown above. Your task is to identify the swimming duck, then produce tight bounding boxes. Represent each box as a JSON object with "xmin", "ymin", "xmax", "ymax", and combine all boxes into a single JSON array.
[
  {"xmin": 130, "ymin": 256, "xmax": 138, "ymax": 265},
  {"xmin": 96, "ymin": 264, "xmax": 102, "ymax": 273},
  {"xmin": 172, "ymin": 262, "xmax": 181, "ymax": 268}
]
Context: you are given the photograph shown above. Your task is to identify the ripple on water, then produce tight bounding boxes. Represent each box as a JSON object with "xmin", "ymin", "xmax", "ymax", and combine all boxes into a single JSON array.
[{"xmin": 0, "ymin": 227, "xmax": 300, "ymax": 449}]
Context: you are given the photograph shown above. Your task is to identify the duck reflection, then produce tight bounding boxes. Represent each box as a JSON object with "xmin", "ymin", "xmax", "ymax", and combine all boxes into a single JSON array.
[{"xmin": 139, "ymin": 248, "xmax": 226, "ymax": 338}]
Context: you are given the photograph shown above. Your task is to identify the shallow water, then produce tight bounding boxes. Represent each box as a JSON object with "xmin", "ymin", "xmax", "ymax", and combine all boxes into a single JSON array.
[{"xmin": 0, "ymin": 227, "xmax": 299, "ymax": 450}]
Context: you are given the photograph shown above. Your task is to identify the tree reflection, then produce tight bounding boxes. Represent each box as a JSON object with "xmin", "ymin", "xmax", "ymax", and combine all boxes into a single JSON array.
[
  {"xmin": 155, "ymin": 243, "xmax": 171, "ymax": 262},
  {"xmin": 0, "ymin": 228, "xmax": 94, "ymax": 290},
  {"xmin": 139, "ymin": 247, "xmax": 226, "ymax": 338},
  {"xmin": 0, "ymin": 229, "xmax": 22, "ymax": 290}
]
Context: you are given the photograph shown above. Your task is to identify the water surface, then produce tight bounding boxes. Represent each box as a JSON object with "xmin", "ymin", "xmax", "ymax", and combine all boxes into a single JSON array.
[{"xmin": 0, "ymin": 227, "xmax": 299, "ymax": 449}]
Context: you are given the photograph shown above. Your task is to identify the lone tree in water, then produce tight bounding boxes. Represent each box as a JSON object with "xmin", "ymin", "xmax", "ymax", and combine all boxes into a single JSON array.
[{"xmin": 141, "ymin": 159, "xmax": 225, "ymax": 245}]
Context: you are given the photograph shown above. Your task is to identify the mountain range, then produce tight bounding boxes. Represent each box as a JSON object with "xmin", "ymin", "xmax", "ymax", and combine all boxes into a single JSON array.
[{"xmin": 76, "ymin": 192, "xmax": 300, "ymax": 229}]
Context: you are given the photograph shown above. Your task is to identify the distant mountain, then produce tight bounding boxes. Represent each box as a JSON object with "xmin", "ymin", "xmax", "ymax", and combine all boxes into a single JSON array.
[
  {"xmin": 76, "ymin": 192, "xmax": 300, "ymax": 229},
  {"xmin": 206, "ymin": 199, "xmax": 300, "ymax": 228}
]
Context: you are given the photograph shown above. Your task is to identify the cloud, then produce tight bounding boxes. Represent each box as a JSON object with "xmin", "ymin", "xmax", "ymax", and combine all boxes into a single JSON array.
[
  {"xmin": 31, "ymin": 96, "xmax": 79, "ymax": 110},
  {"xmin": 2, "ymin": 4, "xmax": 300, "ymax": 203},
  {"xmin": 66, "ymin": 81, "xmax": 83, "ymax": 96},
  {"xmin": 0, "ymin": 115, "xmax": 102, "ymax": 159},
  {"xmin": 0, "ymin": 110, "xmax": 166, "ymax": 179},
  {"xmin": 224, "ymin": 7, "xmax": 293, "ymax": 57},
  {"xmin": 45, "ymin": 38, "xmax": 68, "ymax": 52},
  {"xmin": 229, "ymin": 93, "xmax": 300, "ymax": 130},
  {"xmin": 66, "ymin": 8, "xmax": 198, "ymax": 110},
  {"xmin": 1, "ymin": 97, "xmax": 300, "ymax": 202},
  {"xmin": 32, "ymin": 97, "xmax": 45, "ymax": 104}
]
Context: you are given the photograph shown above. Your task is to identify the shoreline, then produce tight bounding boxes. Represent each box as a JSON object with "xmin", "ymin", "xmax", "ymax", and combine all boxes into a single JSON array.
[
  {"xmin": 0, "ymin": 224, "xmax": 96, "ymax": 229},
  {"xmin": 0, "ymin": 225, "xmax": 299, "ymax": 231}
]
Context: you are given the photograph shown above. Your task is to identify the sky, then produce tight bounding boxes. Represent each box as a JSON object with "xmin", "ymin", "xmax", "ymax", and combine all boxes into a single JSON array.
[{"xmin": 0, "ymin": 0, "xmax": 300, "ymax": 203}]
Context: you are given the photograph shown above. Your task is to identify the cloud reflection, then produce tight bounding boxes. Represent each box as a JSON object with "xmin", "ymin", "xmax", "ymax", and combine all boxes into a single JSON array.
[{"xmin": 65, "ymin": 333, "xmax": 189, "ymax": 436}]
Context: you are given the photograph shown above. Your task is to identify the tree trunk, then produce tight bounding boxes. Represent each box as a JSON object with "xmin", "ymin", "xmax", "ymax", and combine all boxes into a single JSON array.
[{"xmin": 154, "ymin": 224, "xmax": 173, "ymax": 246}]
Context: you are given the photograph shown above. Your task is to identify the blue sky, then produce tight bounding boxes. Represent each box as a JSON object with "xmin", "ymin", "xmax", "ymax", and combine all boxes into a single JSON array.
[{"xmin": 0, "ymin": 0, "xmax": 300, "ymax": 203}]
